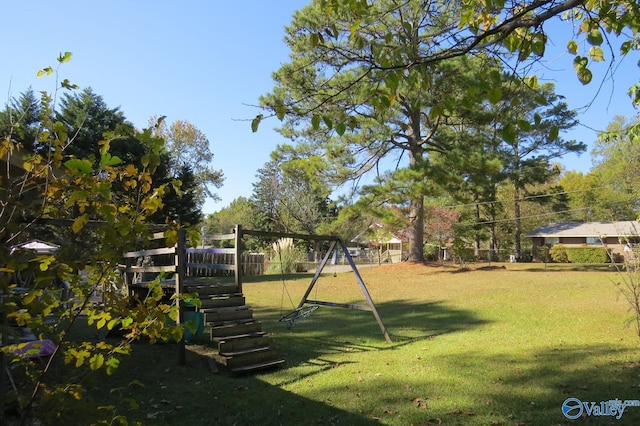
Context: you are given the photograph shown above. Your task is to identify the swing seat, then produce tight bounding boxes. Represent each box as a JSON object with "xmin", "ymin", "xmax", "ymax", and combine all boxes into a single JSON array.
[{"xmin": 279, "ymin": 304, "xmax": 319, "ymax": 329}]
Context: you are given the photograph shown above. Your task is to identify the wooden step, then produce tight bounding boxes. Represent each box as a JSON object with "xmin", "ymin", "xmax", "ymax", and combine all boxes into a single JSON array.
[
  {"xmin": 198, "ymin": 295, "xmax": 245, "ymax": 309},
  {"xmin": 184, "ymin": 283, "xmax": 239, "ymax": 296},
  {"xmin": 199, "ymin": 305, "xmax": 251, "ymax": 313},
  {"xmin": 211, "ymin": 331, "xmax": 267, "ymax": 343},
  {"xmin": 210, "ymin": 321, "xmax": 263, "ymax": 338},
  {"xmin": 217, "ymin": 335, "xmax": 271, "ymax": 353},
  {"xmin": 201, "ymin": 306, "xmax": 253, "ymax": 325},
  {"xmin": 229, "ymin": 358, "xmax": 286, "ymax": 374},
  {"xmin": 213, "ymin": 346, "xmax": 281, "ymax": 368}
]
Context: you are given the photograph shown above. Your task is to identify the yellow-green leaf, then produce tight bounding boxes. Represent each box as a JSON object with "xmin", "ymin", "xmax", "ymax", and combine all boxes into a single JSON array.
[
  {"xmin": 37, "ymin": 67, "xmax": 53, "ymax": 77},
  {"xmin": 589, "ymin": 46, "xmax": 604, "ymax": 62},
  {"xmin": 107, "ymin": 318, "xmax": 119, "ymax": 330},
  {"xmin": 72, "ymin": 214, "xmax": 89, "ymax": 233},
  {"xmin": 96, "ymin": 317, "xmax": 106, "ymax": 329},
  {"xmin": 58, "ymin": 51, "xmax": 73, "ymax": 63},
  {"xmin": 89, "ymin": 353, "xmax": 105, "ymax": 370},
  {"xmin": 567, "ymin": 39, "xmax": 578, "ymax": 55}
]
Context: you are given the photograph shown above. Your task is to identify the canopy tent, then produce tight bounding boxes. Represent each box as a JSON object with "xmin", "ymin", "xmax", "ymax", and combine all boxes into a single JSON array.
[{"xmin": 10, "ymin": 240, "xmax": 59, "ymax": 254}]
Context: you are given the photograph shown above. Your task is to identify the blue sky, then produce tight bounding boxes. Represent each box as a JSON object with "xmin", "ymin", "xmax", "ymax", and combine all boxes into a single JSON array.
[{"xmin": 2, "ymin": 1, "xmax": 637, "ymax": 214}]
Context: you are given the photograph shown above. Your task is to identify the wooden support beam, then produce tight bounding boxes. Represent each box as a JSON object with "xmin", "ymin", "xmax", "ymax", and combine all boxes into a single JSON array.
[{"xmin": 175, "ymin": 229, "xmax": 186, "ymax": 366}]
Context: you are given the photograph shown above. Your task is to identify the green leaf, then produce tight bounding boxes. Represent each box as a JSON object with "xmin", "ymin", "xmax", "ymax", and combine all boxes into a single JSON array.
[
  {"xmin": 549, "ymin": 125, "xmax": 559, "ymax": 142},
  {"xmin": 311, "ymin": 114, "xmax": 321, "ymax": 129},
  {"xmin": 99, "ymin": 153, "xmax": 122, "ymax": 168},
  {"xmin": 347, "ymin": 115, "xmax": 358, "ymax": 130},
  {"xmin": 64, "ymin": 158, "xmax": 93, "ymax": 175},
  {"xmin": 487, "ymin": 87, "xmax": 502, "ymax": 105},
  {"xmin": 275, "ymin": 104, "xmax": 287, "ymax": 121},
  {"xmin": 310, "ymin": 32, "xmax": 319, "ymax": 47},
  {"xmin": 587, "ymin": 29, "xmax": 603, "ymax": 46},
  {"xmin": 620, "ymin": 40, "xmax": 634, "ymax": 55},
  {"xmin": 335, "ymin": 122, "xmax": 347, "ymax": 136},
  {"xmin": 58, "ymin": 51, "xmax": 73, "ymax": 63},
  {"xmin": 502, "ymin": 124, "xmax": 517, "ymax": 143},
  {"xmin": 251, "ymin": 114, "xmax": 263, "ymax": 133},
  {"xmin": 428, "ymin": 104, "xmax": 443, "ymax": 121},
  {"xmin": 105, "ymin": 357, "xmax": 120, "ymax": 375},
  {"xmin": 322, "ymin": 116, "xmax": 333, "ymax": 129},
  {"xmin": 489, "ymin": 70, "xmax": 502, "ymax": 84},
  {"xmin": 384, "ymin": 72, "xmax": 400, "ymax": 92},
  {"xmin": 567, "ymin": 39, "xmax": 578, "ymax": 55},
  {"xmin": 533, "ymin": 113, "xmax": 542, "ymax": 125},
  {"xmin": 531, "ymin": 33, "xmax": 546, "ymax": 56},
  {"xmin": 573, "ymin": 56, "xmax": 593, "ymax": 85},
  {"xmin": 628, "ymin": 83, "xmax": 640, "ymax": 107},
  {"xmin": 517, "ymin": 119, "xmax": 531, "ymax": 132},
  {"xmin": 576, "ymin": 66, "xmax": 593, "ymax": 85}
]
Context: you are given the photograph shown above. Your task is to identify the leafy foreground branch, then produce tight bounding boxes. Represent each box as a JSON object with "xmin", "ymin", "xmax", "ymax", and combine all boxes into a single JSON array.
[{"xmin": 1, "ymin": 58, "xmax": 196, "ymax": 424}]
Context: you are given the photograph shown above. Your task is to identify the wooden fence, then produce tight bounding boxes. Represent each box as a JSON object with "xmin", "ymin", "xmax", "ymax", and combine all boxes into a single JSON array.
[{"xmin": 185, "ymin": 248, "xmax": 264, "ymax": 277}]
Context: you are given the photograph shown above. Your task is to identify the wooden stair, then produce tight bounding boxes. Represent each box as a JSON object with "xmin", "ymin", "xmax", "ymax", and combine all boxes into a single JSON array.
[{"xmin": 184, "ymin": 281, "xmax": 284, "ymax": 374}]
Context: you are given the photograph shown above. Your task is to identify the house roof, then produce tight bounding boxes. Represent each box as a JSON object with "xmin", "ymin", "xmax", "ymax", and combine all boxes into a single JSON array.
[
  {"xmin": 351, "ymin": 223, "xmax": 407, "ymax": 245},
  {"xmin": 527, "ymin": 221, "xmax": 640, "ymax": 238},
  {"xmin": 10, "ymin": 239, "xmax": 59, "ymax": 254}
]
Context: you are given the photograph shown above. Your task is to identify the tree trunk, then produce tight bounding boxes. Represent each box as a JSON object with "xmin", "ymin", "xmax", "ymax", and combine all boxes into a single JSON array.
[
  {"xmin": 473, "ymin": 202, "xmax": 481, "ymax": 258},
  {"xmin": 514, "ymin": 186, "xmax": 522, "ymax": 259},
  {"xmin": 408, "ymin": 195, "xmax": 425, "ymax": 262}
]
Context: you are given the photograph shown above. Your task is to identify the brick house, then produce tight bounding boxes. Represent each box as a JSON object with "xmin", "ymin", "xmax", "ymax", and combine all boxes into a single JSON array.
[{"xmin": 528, "ymin": 221, "xmax": 640, "ymax": 259}]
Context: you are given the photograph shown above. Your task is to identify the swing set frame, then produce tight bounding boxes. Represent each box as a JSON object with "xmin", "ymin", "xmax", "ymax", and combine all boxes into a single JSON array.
[{"xmin": 237, "ymin": 225, "xmax": 392, "ymax": 343}]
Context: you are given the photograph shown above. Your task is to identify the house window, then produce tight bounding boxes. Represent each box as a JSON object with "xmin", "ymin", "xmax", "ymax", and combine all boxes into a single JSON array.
[
  {"xmin": 545, "ymin": 237, "xmax": 559, "ymax": 246},
  {"xmin": 586, "ymin": 237, "xmax": 602, "ymax": 245}
]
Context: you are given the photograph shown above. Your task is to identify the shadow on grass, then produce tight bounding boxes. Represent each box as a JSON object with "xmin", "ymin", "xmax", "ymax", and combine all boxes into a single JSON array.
[
  {"xmin": 428, "ymin": 344, "xmax": 640, "ymax": 424},
  {"xmin": 39, "ymin": 331, "xmax": 381, "ymax": 426},
  {"xmin": 255, "ymin": 298, "xmax": 490, "ymax": 368}
]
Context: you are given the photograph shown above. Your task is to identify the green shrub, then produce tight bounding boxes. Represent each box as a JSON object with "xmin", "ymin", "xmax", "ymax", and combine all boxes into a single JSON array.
[
  {"xmin": 423, "ymin": 244, "xmax": 439, "ymax": 261},
  {"xmin": 537, "ymin": 245, "xmax": 550, "ymax": 262},
  {"xmin": 266, "ymin": 238, "xmax": 303, "ymax": 274},
  {"xmin": 549, "ymin": 244, "xmax": 568, "ymax": 263},
  {"xmin": 565, "ymin": 246, "xmax": 611, "ymax": 263}
]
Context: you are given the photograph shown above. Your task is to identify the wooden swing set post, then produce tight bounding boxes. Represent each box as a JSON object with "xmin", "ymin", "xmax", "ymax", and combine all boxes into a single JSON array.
[
  {"xmin": 296, "ymin": 240, "xmax": 337, "ymax": 309},
  {"xmin": 336, "ymin": 237, "xmax": 392, "ymax": 343}
]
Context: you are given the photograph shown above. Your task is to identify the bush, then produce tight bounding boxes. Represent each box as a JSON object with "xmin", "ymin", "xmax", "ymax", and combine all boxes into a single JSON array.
[
  {"xmin": 549, "ymin": 244, "xmax": 568, "ymax": 263},
  {"xmin": 537, "ymin": 245, "xmax": 550, "ymax": 262},
  {"xmin": 423, "ymin": 244, "xmax": 439, "ymax": 261},
  {"xmin": 565, "ymin": 247, "xmax": 611, "ymax": 263},
  {"xmin": 266, "ymin": 238, "xmax": 303, "ymax": 274}
]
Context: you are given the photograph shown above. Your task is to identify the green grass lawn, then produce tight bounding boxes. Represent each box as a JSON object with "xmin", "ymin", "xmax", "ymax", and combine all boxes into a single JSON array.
[{"xmin": 42, "ymin": 262, "xmax": 640, "ymax": 425}]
